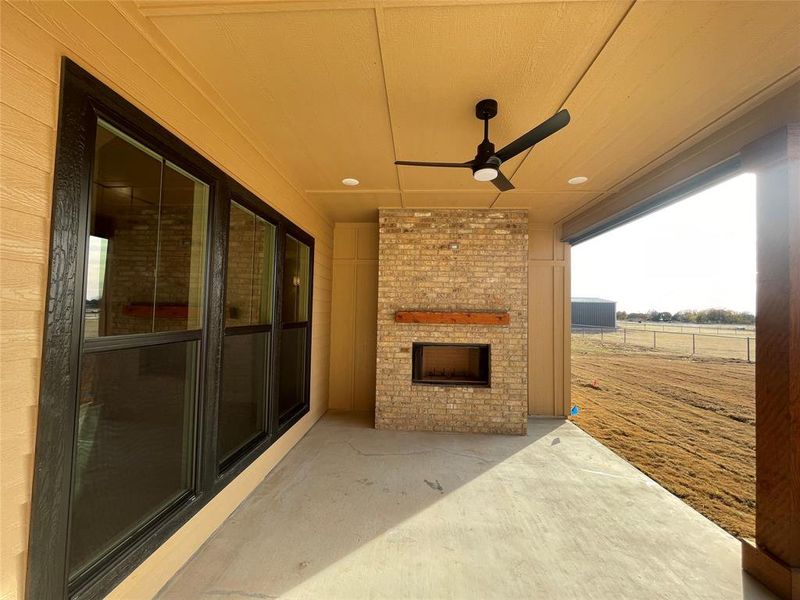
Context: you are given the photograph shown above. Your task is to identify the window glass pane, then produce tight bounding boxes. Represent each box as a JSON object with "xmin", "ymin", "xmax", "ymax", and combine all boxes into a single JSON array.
[
  {"xmin": 218, "ymin": 332, "xmax": 269, "ymax": 462},
  {"xmin": 277, "ymin": 326, "xmax": 307, "ymax": 421},
  {"xmin": 282, "ymin": 235, "xmax": 310, "ymax": 323},
  {"xmin": 252, "ymin": 217, "xmax": 276, "ymax": 324},
  {"xmin": 154, "ymin": 162, "xmax": 208, "ymax": 332},
  {"xmin": 84, "ymin": 236, "xmax": 108, "ymax": 338},
  {"xmin": 225, "ymin": 202, "xmax": 275, "ymax": 327},
  {"xmin": 85, "ymin": 122, "xmax": 208, "ymax": 337},
  {"xmin": 87, "ymin": 121, "xmax": 161, "ymax": 336},
  {"xmin": 69, "ymin": 340, "xmax": 197, "ymax": 578},
  {"xmin": 225, "ymin": 203, "xmax": 254, "ymax": 327}
]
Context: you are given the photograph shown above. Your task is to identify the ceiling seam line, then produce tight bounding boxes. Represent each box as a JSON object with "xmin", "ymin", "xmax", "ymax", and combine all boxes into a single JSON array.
[
  {"xmin": 138, "ymin": 0, "xmax": 605, "ymax": 19},
  {"xmin": 111, "ymin": 0, "xmax": 334, "ymax": 229},
  {"xmin": 373, "ymin": 3, "xmax": 405, "ymax": 209},
  {"xmin": 489, "ymin": 0, "xmax": 638, "ymax": 209},
  {"xmin": 556, "ymin": 65, "xmax": 800, "ymax": 227}
]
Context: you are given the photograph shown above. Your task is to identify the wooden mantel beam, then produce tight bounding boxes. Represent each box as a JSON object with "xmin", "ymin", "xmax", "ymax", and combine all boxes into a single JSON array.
[{"xmin": 394, "ymin": 311, "xmax": 510, "ymax": 326}]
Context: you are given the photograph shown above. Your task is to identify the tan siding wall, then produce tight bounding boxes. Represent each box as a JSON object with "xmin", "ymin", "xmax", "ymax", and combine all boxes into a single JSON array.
[
  {"xmin": 328, "ymin": 223, "xmax": 378, "ymax": 411},
  {"xmin": 0, "ymin": 3, "xmax": 332, "ymax": 598},
  {"xmin": 528, "ymin": 223, "xmax": 571, "ymax": 417}
]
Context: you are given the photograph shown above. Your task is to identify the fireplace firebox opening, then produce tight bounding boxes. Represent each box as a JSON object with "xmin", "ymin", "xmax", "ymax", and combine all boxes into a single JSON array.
[{"xmin": 412, "ymin": 343, "xmax": 490, "ymax": 387}]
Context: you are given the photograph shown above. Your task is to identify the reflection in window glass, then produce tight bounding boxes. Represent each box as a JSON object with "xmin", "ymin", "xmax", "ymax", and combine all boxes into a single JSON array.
[
  {"xmin": 252, "ymin": 217, "xmax": 276, "ymax": 324},
  {"xmin": 225, "ymin": 202, "xmax": 275, "ymax": 327},
  {"xmin": 155, "ymin": 162, "xmax": 209, "ymax": 332},
  {"xmin": 282, "ymin": 235, "xmax": 310, "ymax": 323},
  {"xmin": 84, "ymin": 236, "xmax": 108, "ymax": 338},
  {"xmin": 219, "ymin": 332, "xmax": 269, "ymax": 462},
  {"xmin": 278, "ymin": 327, "xmax": 307, "ymax": 421},
  {"xmin": 69, "ymin": 341, "xmax": 197, "ymax": 578},
  {"xmin": 85, "ymin": 121, "xmax": 208, "ymax": 337}
]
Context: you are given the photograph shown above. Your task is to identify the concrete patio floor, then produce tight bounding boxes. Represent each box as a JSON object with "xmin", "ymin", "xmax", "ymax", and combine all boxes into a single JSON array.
[{"xmin": 156, "ymin": 412, "xmax": 774, "ymax": 599}]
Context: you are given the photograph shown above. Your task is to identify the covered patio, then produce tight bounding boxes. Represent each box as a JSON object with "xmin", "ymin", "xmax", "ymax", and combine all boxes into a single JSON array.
[
  {"xmin": 156, "ymin": 412, "xmax": 771, "ymax": 599},
  {"xmin": 2, "ymin": 2, "xmax": 799, "ymax": 599}
]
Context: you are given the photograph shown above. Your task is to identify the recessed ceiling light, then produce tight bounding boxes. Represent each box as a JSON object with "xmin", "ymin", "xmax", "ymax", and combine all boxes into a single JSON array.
[
  {"xmin": 568, "ymin": 176, "xmax": 588, "ymax": 185},
  {"xmin": 342, "ymin": 178, "xmax": 360, "ymax": 186}
]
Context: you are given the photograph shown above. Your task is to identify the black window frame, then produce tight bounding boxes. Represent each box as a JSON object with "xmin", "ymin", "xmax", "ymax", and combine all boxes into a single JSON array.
[
  {"xmin": 27, "ymin": 58, "xmax": 314, "ymax": 600},
  {"xmin": 275, "ymin": 226, "xmax": 315, "ymax": 433},
  {"xmin": 216, "ymin": 189, "xmax": 279, "ymax": 474}
]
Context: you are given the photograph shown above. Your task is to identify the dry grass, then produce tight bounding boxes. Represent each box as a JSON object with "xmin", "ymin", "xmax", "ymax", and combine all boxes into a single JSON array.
[
  {"xmin": 570, "ymin": 336, "xmax": 755, "ymax": 539},
  {"xmin": 576, "ymin": 327, "xmax": 756, "ymax": 361},
  {"xmin": 619, "ymin": 321, "xmax": 755, "ymax": 337}
]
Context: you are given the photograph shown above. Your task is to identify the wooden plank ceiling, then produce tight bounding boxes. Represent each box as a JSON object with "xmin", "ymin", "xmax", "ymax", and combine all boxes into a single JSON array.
[{"xmin": 137, "ymin": 0, "xmax": 800, "ymax": 223}]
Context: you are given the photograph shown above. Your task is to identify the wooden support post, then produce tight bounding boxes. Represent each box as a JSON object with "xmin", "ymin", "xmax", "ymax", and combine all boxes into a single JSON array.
[{"xmin": 741, "ymin": 124, "xmax": 800, "ymax": 600}]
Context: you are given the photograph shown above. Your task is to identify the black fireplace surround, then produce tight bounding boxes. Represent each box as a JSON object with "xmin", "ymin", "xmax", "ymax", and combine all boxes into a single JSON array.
[{"xmin": 411, "ymin": 343, "xmax": 491, "ymax": 387}]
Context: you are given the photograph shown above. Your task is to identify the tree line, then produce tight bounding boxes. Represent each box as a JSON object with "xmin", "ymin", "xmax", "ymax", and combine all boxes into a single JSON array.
[{"xmin": 616, "ymin": 308, "xmax": 755, "ymax": 325}]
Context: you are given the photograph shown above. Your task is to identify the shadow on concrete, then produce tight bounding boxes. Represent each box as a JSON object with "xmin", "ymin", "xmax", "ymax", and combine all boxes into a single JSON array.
[
  {"xmin": 156, "ymin": 412, "xmax": 772, "ymax": 599},
  {"xmin": 156, "ymin": 411, "xmax": 562, "ymax": 599}
]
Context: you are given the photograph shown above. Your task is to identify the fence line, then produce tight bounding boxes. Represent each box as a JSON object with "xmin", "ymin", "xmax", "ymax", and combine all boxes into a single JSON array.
[
  {"xmin": 616, "ymin": 321, "xmax": 755, "ymax": 336},
  {"xmin": 573, "ymin": 324, "xmax": 755, "ymax": 363}
]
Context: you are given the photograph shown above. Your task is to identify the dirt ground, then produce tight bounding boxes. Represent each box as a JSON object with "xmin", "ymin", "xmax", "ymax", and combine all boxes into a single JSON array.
[{"xmin": 570, "ymin": 337, "xmax": 755, "ymax": 539}]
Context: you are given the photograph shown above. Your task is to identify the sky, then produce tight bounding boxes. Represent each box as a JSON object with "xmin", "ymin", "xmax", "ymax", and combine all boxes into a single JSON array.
[{"xmin": 571, "ymin": 173, "xmax": 756, "ymax": 315}]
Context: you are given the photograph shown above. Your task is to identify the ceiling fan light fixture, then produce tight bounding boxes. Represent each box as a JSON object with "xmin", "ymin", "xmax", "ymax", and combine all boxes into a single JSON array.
[
  {"xmin": 473, "ymin": 167, "xmax": 499, "ymax": 182},
  {"xmin": 394, "ymin": 100, "xmax": 571, "ymax": 193}
]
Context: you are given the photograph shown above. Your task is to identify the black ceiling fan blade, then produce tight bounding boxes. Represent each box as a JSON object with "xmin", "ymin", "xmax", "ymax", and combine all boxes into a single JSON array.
[
  {"xmin": 395, "ymin": 160, "xmax": 473, "ymax": 168},
  {"xmin": 495, "ymin": 109, "xmax": 570, "ymax": 163},
  {"xmin": 491, "ymin": 170, "xmax": 514, "ymax": 192}
]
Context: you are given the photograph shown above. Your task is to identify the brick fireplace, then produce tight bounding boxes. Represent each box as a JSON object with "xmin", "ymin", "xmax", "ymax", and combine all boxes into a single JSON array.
[{"xmin": 375, "ymin": 209, "xmax": 528, "ymax": 435}]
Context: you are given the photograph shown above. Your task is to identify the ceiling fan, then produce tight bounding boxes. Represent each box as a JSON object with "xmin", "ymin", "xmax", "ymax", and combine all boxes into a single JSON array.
[{"xmin": 395, "ymin": 99, "xmax": 570, "ymax": 192}]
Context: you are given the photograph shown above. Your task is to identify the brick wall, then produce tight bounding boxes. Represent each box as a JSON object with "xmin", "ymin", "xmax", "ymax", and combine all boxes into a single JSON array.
[{"xmin": 375, "ymin": 209, "xmax": 528, "ymax": 435}]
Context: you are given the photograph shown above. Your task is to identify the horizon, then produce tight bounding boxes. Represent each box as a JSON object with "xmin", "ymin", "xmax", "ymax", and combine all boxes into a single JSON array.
[{"xmin": 571, "ymin": 173, "xmax": 757, "ymax": 315}]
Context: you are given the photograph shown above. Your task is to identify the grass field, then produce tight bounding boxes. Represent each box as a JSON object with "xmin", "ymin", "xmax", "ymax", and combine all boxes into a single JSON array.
[{"xmin": 569, "ymin": 336, "xmax": 755, "ymax": 539}]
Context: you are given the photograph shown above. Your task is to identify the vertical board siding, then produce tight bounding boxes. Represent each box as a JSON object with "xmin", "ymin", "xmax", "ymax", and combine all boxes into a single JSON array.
[
  {"xmin": 0, "ymin": 3, "xmax": 333, "ymax": 598},
  {"xmin": 353, "ymin": 262, "xmax": 378, "ymax": 411},
  {"xmin": 329, "ymin": 221, "xmax": 570, "ymax": 418},
  {"xmin": 328, "ymin": 224, "xmax": 378, "ymax": 412},
  {"xmin": 528, "ymin": 223, "xmax": 571, "ymax": 417},
  {"xmin": 329, "ymin": 262, "xmax": 356, "ymax": 409}
]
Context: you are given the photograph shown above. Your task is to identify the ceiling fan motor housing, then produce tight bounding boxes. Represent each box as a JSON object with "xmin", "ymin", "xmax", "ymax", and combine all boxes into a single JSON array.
[{"xmin": 473, "ymin": 140, "xmax": 498, "ymax": 174}]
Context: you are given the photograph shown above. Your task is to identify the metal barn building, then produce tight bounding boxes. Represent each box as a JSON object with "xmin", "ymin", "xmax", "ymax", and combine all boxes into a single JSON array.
[{"xmin": 571, "ymin": 297, "xmax": 617, "ymax": 328}]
